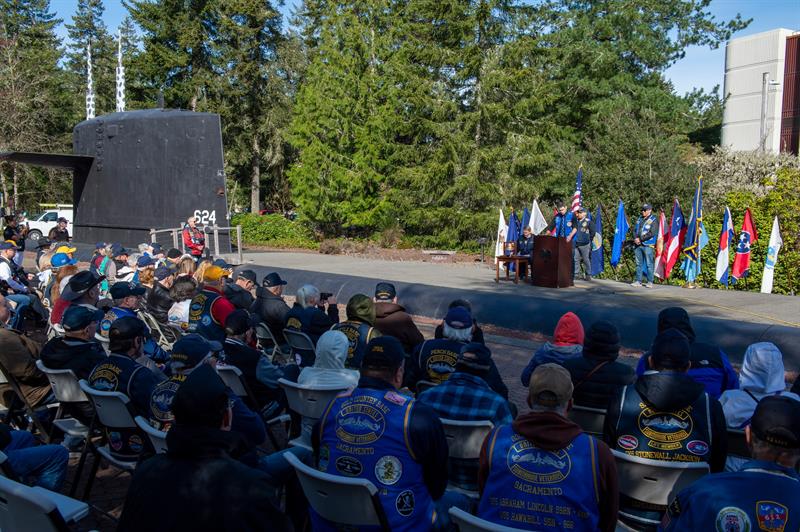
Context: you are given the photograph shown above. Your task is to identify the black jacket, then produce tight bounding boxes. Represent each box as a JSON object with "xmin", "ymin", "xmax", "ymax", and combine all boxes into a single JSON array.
[
  {"xmin": 146, "ymin": 282, "xmax": 174, "ymax": 323},
  {"xmin": 604, "ymin": 372, "xmax": 727, "ymax": 473},
  {"xmin": 223, "ymin": 338, "xmax": 280, "ymax": 407},
  {"xmin": 285, "ymin": 302, "xmax": 339, "ymax": 345},
  {"xmin": 225, "ymin": 282, "xmax": 255, "ymax": 310},
  {"xmin": 251, "ymin": 287, "xmax": 290, "ymax": 341},
  {"xmin": 118, "ymin": 425, "xmax": 291, "ymax": 532},
  {"xmin": 561, "ymin": 353, "xmax": 636, "ymax": 409},
  {"xmin": 39, "ymin": 337, "xmax": 107, "ymax": 381}
]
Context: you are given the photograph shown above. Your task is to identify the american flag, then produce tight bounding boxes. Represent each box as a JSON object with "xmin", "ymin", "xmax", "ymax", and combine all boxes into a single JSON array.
[{"xmin": 571, "ymin": 167, "xmax": 583, "ymax": 212}]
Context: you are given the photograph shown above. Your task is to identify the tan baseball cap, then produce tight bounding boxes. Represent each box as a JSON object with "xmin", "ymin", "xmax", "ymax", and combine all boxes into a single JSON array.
[{"xmin": 528, "ymin": 363, "xmax": 573, "ymax": 407}]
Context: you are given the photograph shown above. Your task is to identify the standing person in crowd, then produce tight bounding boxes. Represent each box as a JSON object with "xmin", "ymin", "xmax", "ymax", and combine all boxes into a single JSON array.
[
  {"xmin": 187, "ymin": 266, "xmax": 235, "ymax": 343},
  {"xmin": 331, "ymin": 294, "xmax": 381, "ymax": 369},
  {"xmin": 3, "ymin": 216, "xmax": 27, "ymax": 266},
  {"xmin": 635, "ymin": 307, "xmax": 739, "ymax": 399},
  {"xmin": 146, "ymin": 266, "xmax": 175, "ymax": 324},
  {"xmin": 604, "ymin": 329, "xmax": 727, "ymax": 524},
  {"xmin": 434, "ymin": 299, "xmax": 485, "ymax": 344},
  {"xmin": 47, "ymin": 217, "xmax": 70, "ymax": 242},
  {"xmin": 631, "ymin": 203, "xmax": 657, "ymax": 287},
  {"xmin": 0, "ymin": 423, "xmax": 69, "ymax": 492},
  {"xmin": 373, "ymin": 282, "xmax": 424, "ymax": 354},
  {"xmin": 251, "ymin": 272, "xmax": 290, "ymax": 345},
  {"xmin": 544, "ymin": 199, "xmax": 572, "ymax": 237},
  {"xmin": 284, "ymin": 284, "xmax": 339, "ymax": 345},
  {"xmin": 182, "ymin": 216, "xmax": 206, "ymax": 262},
  {"xmin": 0, "ymin": 241, "xmax": 31, "ymax": 329},
  {"xmin": 478, "ymin": 364, "xmax": 619, "ymax": 531},
  {"xmin": 663, "ymin": 396, "xmax": 800, "ymax": 531},
  {"xmin": 0, "ymin": 296, "xmax": 51, "ymax": 410},
  {"xmin": 168, "ymin": 276, "xmax": 198, "ymax": 332},
  {"xmin": 119, "ymin": 364, "xmax": 290, "ymax": 532},
  {"xmin": 561, "ymin": 321, "xmax": 635, "ymax": 409},
  {"xmin": 224, "ymin": 269, "xmax": 256, "ymax": 310},
  {"xmin": 53, "ymin": 271, "xmax": 102, "ymax": 325},
  {"xmin": 88, "ymin": 317, "xmax": 165, "ymax": 461},
  {"xmin": 312, "ymin": 336, "xmax": 450, "ymax": 531},
  {"xmin": 521, "ymin": 311, "xmax": 584, "ymax": 386},
  {"xmin": 567, "ymin": 206, "xmax": 595, "ymax": 281}
]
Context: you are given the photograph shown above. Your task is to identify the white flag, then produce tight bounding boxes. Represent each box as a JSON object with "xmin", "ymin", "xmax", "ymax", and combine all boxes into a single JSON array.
[
  {"xmin": 530, "ymin": 199, "xmax": 548, "ymax": 235},
  {"xmin": 760, "ymin": 216, "xmax": 782, "ymax": 294},
  {"xmin": 494, "ymin": 208, "xmax": 508, "ymax": 263}
]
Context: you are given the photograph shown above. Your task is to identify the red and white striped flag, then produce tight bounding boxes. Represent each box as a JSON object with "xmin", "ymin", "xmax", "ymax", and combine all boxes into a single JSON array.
[
  {"xmin": 663, "ymin": 199, "xmax": 687, "ymax": 279},
  {"xmin": 653, "ymin": 210, "xmax": 668, "ymax": 279},
  {"xmin": 571, "ymin": 167, "xmax": 583, "ymax": 212}
]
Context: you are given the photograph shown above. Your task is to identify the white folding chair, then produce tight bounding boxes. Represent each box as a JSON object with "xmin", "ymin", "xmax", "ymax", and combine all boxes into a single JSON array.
[
  {"xmin": 567, "ymin": 405, "xmax": 607, "ymax": 437},
  {"xmin": 34, "ymin": 361, "xmax": 91, "ymax": 440},
  {"xmin": 255, "ymin": 322, "xmax": 289, "ymax": 360},
  {"xmin": 448, "ymin": 507, "xmax": 528, "ymax": 532},
  {"xmin": 283, "ymin": 328, "xmax": 316, "ymax": 366},
  {"xmin": 440, "ymin": 418, "xmax": 493, "ymax": 496},
  {"xmin": 284, "ymin": 451, "xmax": 390, "ymax": 531},
  {"xmin": 134, "ymin": 416, "xmax": 168, "ymax": 454},
  {"xmin": 216, "ymin": 365, "xmax": 250, "ymax": 398},
  {"xmin": 0, "ymin": 473, "xmax": 90, "ymax": 532},
  {"xmin": 278, "ymin": 378, "xmax": 347, "ymax": 450},
  {"xmin": 415, "ymin": 380, "xmax": 437, "ymax": 394},
  {"xmin": 613, "ymin": 449, "xmax": 710, "ymax": 528}
]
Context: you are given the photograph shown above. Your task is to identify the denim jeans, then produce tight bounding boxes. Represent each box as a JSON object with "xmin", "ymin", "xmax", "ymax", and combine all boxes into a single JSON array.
[
  {"xmin": 5, "ymin": 294, "xmax": 30, "ymax": 330},
  {"xmin": 634, "ymin": 246, "xmax": 655, "ymax": 283},
  {"xmin": 5, "ymin": 430, "xmax": 69, "ymax": 491},
  {"xmin": 257, "ymin": 446, "xmax": 313, "ymax": 501}
]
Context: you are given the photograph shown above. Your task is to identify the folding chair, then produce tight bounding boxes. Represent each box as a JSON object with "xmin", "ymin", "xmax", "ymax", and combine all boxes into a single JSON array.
[
  {"xmin": 613, "ymin": 449, "xmax": 709, "ymax": 529},
  {"xmin": 137, "ymin": 309, "xmax": 179, "ymax": 350},
  {"xmin": 283, "ymin": 328, "xmax": 316, "ymax": 367},
  {"xmin": 134, "ymin": 416, "xmax": 168, "ymax": 454},
  {"xmin": 567, "ymin": 405, "xmax": 607, "ymax": 437},
  {"xmin": 34, "ymin": 361, "xmax": 91, "ymax": 440},
  {"xmin": 448, "ymin": 507, "xmax": 528, "ymax": 532},
  {"xmin": 727, "ymin": 428, "xmax": 749, "ymax": 458},
  {"xmin": 284, "ymin": 451, "xmax": 390, "ymax": 531},
  {"xmin": 415, "ymin": 380, "xmax": 437, "ymax": 394},
  {"xmin": 440, "ymin": 418, "xmax": 493, "ymax": 497},
  {"xmin": 0, "ymin": 474, "xmax": 90, "ymax": 532},
  {"xmin": 0, "ymin": 359, "xmax": 52, "ymax": 442},
  {"xmin": 77, "ymin": 380, "xmax": 141, "ymax": 501},
  {"xmin": 278, "ymin": 378, "xmax": 347, "ymax": 450},
  {"xmin": 255, "ymin": 322, "xmax": 289, "ymax": 361}
]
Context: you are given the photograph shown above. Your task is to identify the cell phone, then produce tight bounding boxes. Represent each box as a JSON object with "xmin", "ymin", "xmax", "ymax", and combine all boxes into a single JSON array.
[{"xmin": 320, "ymin": 292, "xmax": 333, "ymax": 302}]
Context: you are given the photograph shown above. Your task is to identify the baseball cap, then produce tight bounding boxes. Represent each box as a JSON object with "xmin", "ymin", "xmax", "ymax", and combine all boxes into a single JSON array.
[
  {"xmin": 213, "ymin": 258, "xmax": 234, "ymax": 270},
  {"xmin": 650, "ymin": 328, "xmax": 691, "ymax": 369},
  {"xmin": 37, "ymin": 239, "xmax": 52, "ymax": 249},
  {"xmin": 167, "ymin": 248, "xmax": 182, "ymax": 259},
  {"xmin": 95, "ymin": 242, "xmax": 106, "ymax": 249},
  {"xmin": 237, "ymin": 270, "xmax": 257, "ymax": 284},
  {"xmin": 224, "ymin": 309, "xmax": 258, "ymax": 336},
  {"xmin": 62, "ymin": 305, "xmax": 104, "ymax": 332},
  {"xmin": 110, "ymin": 243, "xmax": 128, "ymax": 257},
  {"xmin": 170, "ymin": 334, "xmax": 222, "ymax": 373},
  {"xmin": 51, "ymin": 253, "xmax": 77, "ymax": 268},
  {"xmin": 457, "ymin": 342, "xmax": 492, "ymax": 372},
  {"xmin": 262, "ymin": 272, "xmax": 287, "ymax": 287},
  {"xmin": 362, "ymin": 336, "xmax": 405, "ymax": 369},
  {"xmin": 445, "ymin": 306, "xmax": 472, "ymax": 329},
  {"xmin": 136, "ymin": 255, "xmax": 155, "ymax": 268},
  {"xmin": 203, "ymin": 265, "xmax": 229, "ymax": 282},
  {"xmin": 61, "ymin": 271, "xmax": 103, "ymax": 301},
  {"xmin": 642, "ymin": 203, "xmax": 652, "ymax": 211},
  {"xmin": 751, "ymin": 396, "xmax": 800, "ymax": 449},
  {"xmin": 55, "ymin": 245, "xmax": 77, "ymax": 254},
  {"xmin": 578, "ymin": 206, "xmax": 587, "ymax": 213},
  {"xmin": 171, "ymin": 364, "xmax": 228, "ymax": 428},
  {"xmin": 154, "ymin": 266, "xmax": 172, "ymax": 281},
  {"xmin": 151, "ymin": 243, "xmax": 163, "ymax": 254},
  {"xmin": 375, "ymin": 282, "xmax": 396, "ymax": 301},
  {"xmin": 109, "ymin": 282, "xmax": 147, "ymax": 299},
  {"xmin": 109, "ymin": 316, "xmax": 147, "ymax": 341},
  {"xmin": 0, "ymin": 241, "xmax": 18, "ymax": 250},
  {"xmin": 529, "ymin": 363, "xmax": 573, "ymax": 407}
]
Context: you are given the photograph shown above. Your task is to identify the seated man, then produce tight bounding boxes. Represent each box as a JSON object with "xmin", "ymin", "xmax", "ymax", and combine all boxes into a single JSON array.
[
  {"xmin": 312, "ymin": 336, "xmax": 449, "ymax": 531},
  {"xmin": 561, "ymin": 321, "xmax": 635, "ymax": 409},
  {"xmin": 89, "ymin": 316, "xmax": 166, "ymax": 460},
  {"xmin": 0, "ymin": 424, "xmax": 68, "ymax": 491},
  {"xmin": 433, "ymin": 299, "xmax": 485, "ymax": 344},
  {"xmin": 99, "ymin": 282, "xmax": 169, "ymax": 364},
  {"xmin": 604, "ymin": 329, "xmax": 727, "ymax": 524},
  {"xmin": 250, "ymin": 272, "xmax": 290, "ymax": 346},
  {"xmin": 55, "ymin": 270, "xmax": 103, "ymax": 325},
  {"xmin": 0, "ymin": 296, "xmax": 51, "ymax": 410},
  {"xmin": 145, "ymin": 266, "xmax": 175, "ymax": 323},
  {"xmin": 373, "ymin": 282, "xmax": 424, "ymax": 354},
  {"xmin": 187, "ymin": 266, "xmax": 236, "ymax": 343},
  {"xmin": 635, "ymin": 307, "xmax": 739, "ymax": 399},
  {"xmin": 118, "ymin": 364, "xmax": 290, "ymax": 532},
  {"xmin": 663, "ymin": 396, "xmax": 800, "ymax": 531},
  {"xmin": 477, "ymin": 364, "xmax": 618, "ymax": 531},
  {"xmin": 418, "ymin": 342, "xmax": 513, "ymax": 492},
  {"xmin": 331, "ymin": 294, "xmax": 381, "ymax": 369},
  {"xmin": 224, "ymin": 269, "xmax": 257, "ymax": 310},
  {"xmin": 0, "ymin": 241, "xmax": 32, "ymax": 330},
  {"xmin": 284, "ymin": 284, "xmax": 339, "ymax": 346},
  {"xmin": 521, "ymin": 311, "xmax": 584, "ymax": 386}
]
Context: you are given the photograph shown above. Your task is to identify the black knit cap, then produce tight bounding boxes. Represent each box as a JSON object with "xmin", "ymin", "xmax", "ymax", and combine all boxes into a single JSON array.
[
  {"xmin": 651, "ymin": 328, "xmax": 691, "ymax": 369},
  {"xmin": 171, "ymin": 364, "xmax": 228, "ymax": 428},
  {"xmin": 582, "ymin": 321, "xmax": 621, "ymax": 361}
]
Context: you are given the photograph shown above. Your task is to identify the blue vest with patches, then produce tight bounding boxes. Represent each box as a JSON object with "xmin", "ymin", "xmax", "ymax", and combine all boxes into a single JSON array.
[
  {"xmin": 554, "ymin": 213, "xmax": 573, "ymax": 238},
  {"xmin": 614, "ymin": 383, "xmax": 713, "ymax": 464},
  {"xmin": 478, "ymin": 426, "xmax": 601, "ymax": 531},
  {"xmin": 187, "ymin": 289, "xmax": 225, "ymax": 342},
  {"xmin": 332, "ymin": 321, "xmax": 375, "ymax": 369},
  {"xmin": 417, "ymin": 339, "xmax": 464, "ymax": 384},
  {"xmin": 148, "ymin": 373, "xmax": 187, "ymax": 431},
  {"xmin": 634, "ymin": 214, "xmax": 658, "ymax": 246},
  {"xmin": 315, "ymin": 387, "xmax": 435, "ymax": 532}
]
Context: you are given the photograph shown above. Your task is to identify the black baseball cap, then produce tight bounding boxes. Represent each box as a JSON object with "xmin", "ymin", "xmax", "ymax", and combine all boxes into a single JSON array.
[
  {"xmin": 362, "ymin": 336, "xmax": 405, "ymax": 370},
  {"xmin": 110, "ymin": 282, "xmax": 146, "ymax": 299},
  {"xmin": 61, "ymin": 271, "xmax": 104, "ymax": 301},
  {"xmin": 62, "ymin": 305, "xmax": 104, "ymax": 332},
  {"xmin": 224, "ymin": 309, "xmax": 258, "ymax": 336},
  {"xmin": 651, "ymin": 328, "xmax": 691, "ymax": 369},
  {"xmin": 237, "ymin": 270, "xmax": 257, "ymax": 284},
  {"xmin": 108, "ymin": 316, "xmax": 148, "ymax": 341},
  {"xmin": 57, "ymin": 217, "xmax": 68, "ymax": 223},
  {"xmin": 375, "ymin": 282, "xmax": 396, "ymax": 301},
  {"xmin": 262, "ymin": 272, "xmax": 287, "ymax": 287},
  {"xmin": 167, "ymin": 248, "xmax": 182, "ymax": 259},
  {"xmin": 751, "ymin": 396, "xmax": 800, "ymax": 449}
]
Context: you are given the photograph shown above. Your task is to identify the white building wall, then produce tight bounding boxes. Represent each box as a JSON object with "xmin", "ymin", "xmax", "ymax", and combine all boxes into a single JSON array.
[{"xmin": 721, "ymin": 28, "xmax": 795, "ymax": 153}]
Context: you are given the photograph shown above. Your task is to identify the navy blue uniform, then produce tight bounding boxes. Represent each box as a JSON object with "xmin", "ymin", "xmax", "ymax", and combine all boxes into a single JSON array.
[
  {"xmin": 187, "ymin": 289, "xmax": 226, "ymax": 343},
  {"xmin": 331, "ymin": 320, "xmax": 380, "ymax": 369}
]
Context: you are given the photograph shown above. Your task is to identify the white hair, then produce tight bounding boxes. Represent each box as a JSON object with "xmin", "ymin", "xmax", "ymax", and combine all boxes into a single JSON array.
[
  {"xmin": 296, "ymin": 284, "xmax": 320, "ymax": 308},
  {"xmin": 443, "ymin": 322, "xmax": 472, "ymax": 342}
]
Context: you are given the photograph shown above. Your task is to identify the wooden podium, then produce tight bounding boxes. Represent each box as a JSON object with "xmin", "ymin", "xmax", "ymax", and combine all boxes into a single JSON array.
[{"xmin": 532, "ymin": 235, "xmax": 573, "ymax": 288}]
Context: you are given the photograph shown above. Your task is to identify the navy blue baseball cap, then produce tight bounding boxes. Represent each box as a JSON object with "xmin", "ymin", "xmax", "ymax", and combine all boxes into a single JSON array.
[
  {"xmin": 136, "ymin": 255, "xmax": 155, "ymax": 268},
  {"xmin": 111, "ymin": 243, "xmax": 128, "ymax": 257},
  {"xmin": 150, "ymin": 243, "xmax": 163, "ymax": 254},
  {"xmin": 445, "ymin": 306, "xmax": 472, "ymax": 329},
  {"xmin": 170, "ymin": 334, "xmax": 222, "ymax": 372},
  {"xmin": 362, "ymin": 336, "xmax": 405, "ymax": 369},
  {"xmin": 154, "ymin": 266, "xmax": 172, "ymax": 281},
  {"xmin": 95, "ymin": 242, "xmax": 106, "ymax": 249},
  {"xmin": 262, "ymin": 272, "xmax": 287, "ymax": 287},
  {"xmin": 62, "ymin": 305, "xmax": 104, "ymax": 332},
  {"xmin": 109, "ymin": 282, "xmax": 146, "ymax": 299},
  {"xmin": 0, "ymin": 241, "xmax": 18, "ymax": 250}
]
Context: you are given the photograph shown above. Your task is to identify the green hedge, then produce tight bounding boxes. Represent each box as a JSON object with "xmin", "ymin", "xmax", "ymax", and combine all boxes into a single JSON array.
[{"xmin": 231, "ymin": 213, "xmax": 317, "ymax": 249}]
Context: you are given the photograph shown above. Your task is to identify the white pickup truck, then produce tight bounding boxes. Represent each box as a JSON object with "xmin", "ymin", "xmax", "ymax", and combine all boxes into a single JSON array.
[{"xmin": 24, "ymin": 205, "xmax": 73, "ymax": 242}]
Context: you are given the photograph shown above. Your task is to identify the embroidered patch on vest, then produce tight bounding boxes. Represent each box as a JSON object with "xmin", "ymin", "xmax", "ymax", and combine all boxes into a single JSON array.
[
  {"xmin": 507, "ymin": 437, "xmax": 572, "ymax": 484},
  {"xmin": 716, "ymin": 506, "xmax": 752, "ymax": 532},
  {"xmin": 383, "ymin": 391, "xmax": 407, "ymax": 406},
  {"xmin": 286, "ymin": 317, "xmax": 302, "ymax": 330},
  {"xmin": 375, "ymin": 455, "xmax": 403, "ymax": 485},
  {"xmin": 335, "ymin": 456, "xmax": 363, "ymax": 476},
  {"xmin": 617, "ymin": 435, "xmax": 639, "ymax": 450},
  {"xmin": 638, "ymin": 406, "xmax": 693, "ymax": 450},
  {"xmin": 318, "ymin": 445, "xmax": 330, "ymax": 471},
  {"xmin": 335, "ymin": 398, "xmax": 386, "ymax": 445},
  {"xmin": 687, "ymin": 440, "xmax": 709, "ymax": 456},
  {"xmin": 395, "ymin": 489, "xmax": 415, "ymax": 517},
  {"xmin": 189, "ymin": 294, "xmax": 206, "ymax": 323},
  {"xmin": 756, "ymin": 501, "xmax": 788, "ymax": 532},
  {"xmin": 128, "ymin": 434, "xmax": 143, "ymax": 454}
]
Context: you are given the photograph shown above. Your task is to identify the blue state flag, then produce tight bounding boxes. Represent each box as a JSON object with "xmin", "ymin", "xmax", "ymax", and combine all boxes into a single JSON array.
[
  {"xmin": 520, "ymin": 207, "xmax": 530, "ymax": 232},
  {"xmin": 611, "ymin": 200, "xmax": 628, "ymax": 268},
  {"xmin": 591, "ymin": 204, "xmax": 604, "ymax": 276},
  {"xmin": 681, "ymin": 176, "xmax": 709, "ymax": 283}
]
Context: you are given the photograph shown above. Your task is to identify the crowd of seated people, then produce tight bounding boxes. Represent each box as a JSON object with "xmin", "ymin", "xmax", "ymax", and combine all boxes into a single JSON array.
[{"xmin": 0, "ymin": 234, "xmax": 796, "ymax": 532}]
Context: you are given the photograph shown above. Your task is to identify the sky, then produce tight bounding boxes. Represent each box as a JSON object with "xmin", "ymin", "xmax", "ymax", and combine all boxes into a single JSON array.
[{"xmin": 50, "ymin": 0, "xmax": 800, "ymax": 96}]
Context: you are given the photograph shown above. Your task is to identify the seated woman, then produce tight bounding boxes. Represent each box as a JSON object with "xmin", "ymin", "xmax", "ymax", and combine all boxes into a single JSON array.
[{"xmin": 521, "ymin": 311, "xmax": 584, "ymax": 386}]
